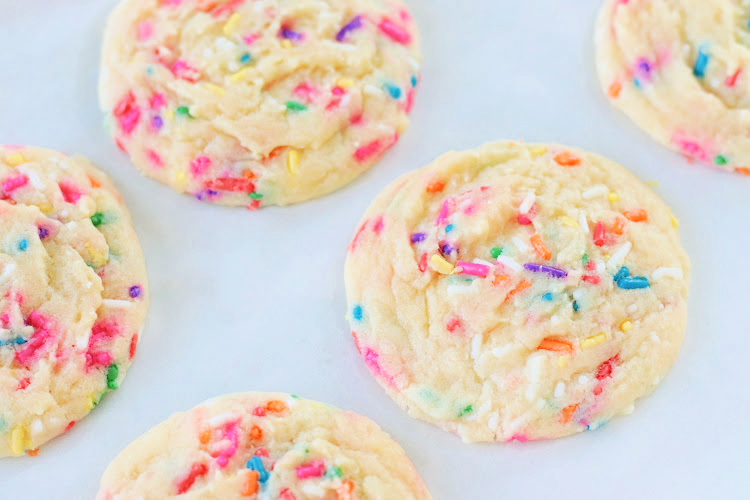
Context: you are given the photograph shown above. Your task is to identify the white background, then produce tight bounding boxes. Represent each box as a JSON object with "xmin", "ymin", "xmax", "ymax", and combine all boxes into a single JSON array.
[{"xmin": 0, "ymin": 0, "xmax": 748, "ymax": 498}]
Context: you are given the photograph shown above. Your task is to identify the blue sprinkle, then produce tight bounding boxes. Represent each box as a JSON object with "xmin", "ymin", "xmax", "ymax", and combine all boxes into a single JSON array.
[
  {"xmin": 542, "ymin": 293, "xmax": 553, "ymax": 301},
  {"xmin": 246, "ymin": 456, "xmax": 269, "ymax": 484},
  {"xmin": 352, "ymin": 305, "xmax": 363, "ymax": 321},
  {"xmin": 18, "ymin": 239, "xmax": 28, "ymax": 252},
  {"xmin": 240, "ymin": 53, "xmax": 252, "ymax": 65},
  {"xmin": 146, "ymin": 66, "xmax": 154, "ymax": 76},
  {"xmin": 613, "ymin": 266, "xmax": 630, "ymax": 283},
  {"xmin": 573, "ymin": 300, "xmax": 579, "ymax": 312},
  {"xmin": 410, "ymin": 232, "xmax": 427, "ymax": 243},
  {"xmin": 384, "ymin": 83, "xmax": 402, "ymax": 99},
  {"xmin": 411, "ymin": 75, "xmax": 418, "ymax": 88},
  {"xmin": 445, "ymin": 224, "xmax": 454, "ymax": 233},
  {"xmin": 617, "ymin": 277, "xmax": 650, "ymax": 290},
  {"xmin": 693, "ymin": 46, "xmax": 709, "ymax": 78},
  {"xmin": 15, "ymin": 337, "xmax": 26, "ymax": 345}
]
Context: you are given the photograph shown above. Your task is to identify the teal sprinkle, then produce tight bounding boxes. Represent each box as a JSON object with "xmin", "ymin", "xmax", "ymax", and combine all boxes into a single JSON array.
[
  {"xmin": 411, "ymin": 75, "xmax": 418, "ymax": 88},
  {"xmin": 490, "ymin": 247, "xmax": 503, "ymax": 259},
  {"xmin": 286, "ymin": 101, "xmax": 308, "ymax": 112},
  {"xmin": 240, "ymin": 52, "xmax": 252, "ymax": 64},
  {"xmin": 617, "ymin": 277, "xmax": 650, "ymax": 289},
  {"xmin": 445, "ymin": 224, "xmax": 454, "ymax": 233},
  {"xmin": 715, "ymin": 155, "xmax": 728, "ymax": 166},
  {"xmin": 573, "ymin": 300, "xmax": 579, "ymax": 312},
  {"xmin": 248, "ymin": 192, "xmax": 263, "ymax": 200},
  {"xmin": 18, "ymin": 239, "xmax": 27, "ymax": 252},
  {"xmin": 613, "ymin": 266, "xmax": 630, "ymax": 283},
  {"xmin": 634, "ymin": 78, "xmax": 642, "ymax": 89},
  {"xmin": 106, "ymin": 364, "xmax": 119, "ymax": 390},
  {"xmin": 384, "ymin": 82, "xmax": 402, "ymax": 99},
  {"xmin": 146, "ymin": 67, "xmax": 154, "ymax": 76},
  {"xmin": 542, "ymin": 292, "xmax": 553, "ymax": 301},
  {"xmin": 352, "ymin": 305, "xmax": 363, "ymax": 321},
  {"xmin": 693, "ymin": 46, "xmax": 709, "ymax": 78}
]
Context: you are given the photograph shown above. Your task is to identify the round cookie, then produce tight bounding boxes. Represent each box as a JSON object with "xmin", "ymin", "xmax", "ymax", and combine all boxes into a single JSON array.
[
  {"xmin": 345, "ymin": 141, "xmax": 690, "ymax": 442},
  {"xmin": 99, "ymin": 0, "xmax": 421, "ymax": 208},
  {"xmin": 0, "ymin": 146, "xmax": 148, "ymax": 456},
  {"xmin": 596, "ymin": 0, "xmax": 750, "ymax": 176},
  {"xmin": 96, "ymin": 392, "xmax": 431, "ymax": 499}
]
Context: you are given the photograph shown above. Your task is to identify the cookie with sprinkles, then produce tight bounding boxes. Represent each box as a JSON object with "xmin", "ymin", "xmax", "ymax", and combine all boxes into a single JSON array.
[
  {"xmin": 96, "ymin": 392, "xmax": 431, "ymax": 499},
  {"xmin": 596, "ymin": 0, "xmax": 750, "ymax": 176},
  {"xmin": 0, "ymin": 146, "xmax": 148, "ymax": 456},
  {"xmin": 99, "ymin": 0, "xmax": 421, "ymax": 208},
  {"xmin": 345, "ymin": 141, "xmax": 690, "ymax": 442}
]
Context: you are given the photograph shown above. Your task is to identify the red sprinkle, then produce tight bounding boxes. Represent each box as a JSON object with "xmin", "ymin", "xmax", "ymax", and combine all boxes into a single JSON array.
[
  {"xmin": 17, "ymin": 377, "xmax": 31, "ymax": 390},
  {"xmin": 128, "ymin": 334, "xmax": 138, "ymax": 360},
  {"xmin": 726, "ymin": 68, "xmax": 742, "ymax": 87},
  {"xmin": 582, "ymin": 275, "xmax": 600, "ymax": 285},
  {"xmin": 593, "ymin": 221, "xmax": 606, "ymax": 246},
  {"xmin": 175, "ymin": 463, "xmax": 208, "ymax": 495},
  {"xmin": 205, "ymin": 177, "xmax": 255, "ymax": 193},
  {"xmin": 446, "ymin": 317, "xmax": 461, "ymax": 333},
  {"xmin": 596, "ymin": 354, "xmax": 620, "ymax": 380},
  {"xmin": 418, "ymin": 253, "xmax": 428, "ymax": 272}
]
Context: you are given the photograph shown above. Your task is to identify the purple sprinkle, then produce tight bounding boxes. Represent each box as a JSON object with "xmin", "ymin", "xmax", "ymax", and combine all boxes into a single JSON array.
[
  {"xmin": 279, "ymin": 28, "xmax": 303, "ymax": 41},
  {"xmin": 152, "ymin": 115, "xmax": 163, "ymax": 130},
  {"xmin": 129, "ymin": 285, "xmax": 142, "ymax": 298},
  {"xmin": 524, "ymin": 263, "xmax": 568, "ymax": 279},
  {"xmin": 336, "ymin": 15, "xmax": 363, "ymax": 42},
  {"xmin": 440, "ymin": 243, "xmax": 454, "ymax": 255},
  {"xmin": 410, "ymin": 232, "xmax": 427, "ymax": 243},
  {"xmin": 37, "ymin": 226, "xmax": 49, "ymax": 239}
]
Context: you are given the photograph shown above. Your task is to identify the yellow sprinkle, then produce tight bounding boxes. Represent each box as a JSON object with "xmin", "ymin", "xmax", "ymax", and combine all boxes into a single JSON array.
[
  {"xmin": 204, "ymin": 83, "xmax": 226, "ymax": 96},
  {"xmin": 4, "ymin": 153, "xmax": 26, "ymax": 166},
  {"xmin": 173, "ymin": 169, "xmax": 188, "ymax": 188},
  {"xmin": 429, "ymin": 254, "xmax": 455, "ymax": 275},
  {"xmin": 559, "ymin": 216, "xmax": 578, "ymax": 228},
  {"xmin": 10, "ymin": 426, "xmax": 26, "ymax": 456},
  {"xmin": 223, "ymin": 13, "xmax": 241, "ymax": 36},
  {"xmin": 164, "ymin": 109, "xmax": 175, "ymax": 122},
  {"xmin": 646, "ymin": 180, "xmax": 660, "ymax": 189},
  {"xmin": 608, "ymin": 192, "xmax": 620, "ymax": 203},
  {"xmin": 529, "ymin": 146, "xmax": 548, "ymax": 157},
  {"xmin": 85, "ymin": 242, "xmax": 107, "ymax": 267},
  {"xmin": 671, "ymin": 215, "xmax": 680, "ymax": 228},
  {"xmin": 37, "ymin": 203, "xmax": 53, "ymax": 214},
  {"xmin": 558, "ymin": 356, "xmax": 569, "ymax": 368},
  {"xmin": 229, "ymin": 68, "xmax": 249, "ymax": 83},
  {"xmin": 620, "ymin": 320, "xmax": 633, "ymax": 332},
  {"xmin": 281, "ymin": 39, "xmax": 293, "ymax": 49},
  {"xmin": 286, "ymin": 149, "xmax": 300, "ymax": 175},
  {"xmin": 581, "ymin": 332, "xmax": 607, "ymax": 349},
  {"xmin": 603, "ymin": 254, "xmax": 610, "ymax": 260},
  {"xmin": 336, "ymin": 78, "xmax": 354, "ymax": 88}
]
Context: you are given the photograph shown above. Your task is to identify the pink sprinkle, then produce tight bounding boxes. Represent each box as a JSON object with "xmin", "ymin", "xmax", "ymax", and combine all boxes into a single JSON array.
[
  {"xmin": 190, "ymin": 156, "xmax": 212, "ymax": 177},
  {"xmin": 137, "ymin": 21, "xmax": 154, "ymax": 41},
  {"xmin": 378, "ymin": 17, "xmax": 411, "ymax": 44},
  {"xmin": 2, "ymin": 174, "xmax": 28, "ymax": 193},
  {"xmin": 113, "ymin": 92, "xmax": 140, "ymax": 135},
  {"xmin": 295, "ymin": 460, "xmax": 325, "ymax": 479},
  {"xmin": 146, "ymin": 149, "xmax": 164, "ymax": 167},
  {"xmin": 211, "ymin": 0, "xmax": 244, "ymax": 18},
  {"xmin": 15, "ymin": 312, "xmax": 55, "ymax": 366},
  {"xmin": 435, "ymin": 198, "xmax": 455, "ymax": 226},
  {"xmin": 362, "ymin": 347, "xmax": 396, "ymax": 388},
  {"xmin": 354, "ymin": 139, "xmax": 385, "ymax": 163},
  {"xmin": 150, "ymin": 93, "xmax": 167, "ymax": 110},
  {"xmin": 293, "ymin": 82, "xmax": 317, "ymax": 101},
  {"xmin": 405, "ymin": 88, "xmax": 416, "ymax": 113},
  {"xmin": 253, "ymin": 407, "xmax": 266, "ymax": 417},
  {"xmin": 372, "ymin": 215, "xmax": 384, "ymax": 234},
  {"xmin": 456, "ymin": 261, "xmax": 490, "ymax": 277},
  {"xmin": 509, "ymin": 434, "xmax": 529, "ymax": 443},
  {"xmin": 446, "ymin": 317, "xmax": 461, "ymax": 333},
  {"xmin": 171, "ymin": 60, "xmax": 201, "ymax": 82},
  {"xmin": 58, "ymin": 181, "xmax": 83, "ymax": 204},
  {"xmin": 242, "ymin": 33, "xmax": 260, "ymax": 45},
  {"xmin": 672, "ymin": 133, "xmax": 712, "ymax": 162}
]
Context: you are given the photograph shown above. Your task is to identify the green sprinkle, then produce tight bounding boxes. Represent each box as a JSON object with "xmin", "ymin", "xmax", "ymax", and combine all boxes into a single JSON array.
[
  {"xmin": 490, "ymin": 247, "xmax": 503, "ymax": 259},
  {"xmin": 325, "ymin": 466, "xmax": 343, "ymax": 479},
  {"xmin": 249, "ymin": 192, "xmax": 263, "ymax": 200},
  {"xmin": 285, "ymin": 101, "xmax": 308, "ymax": 112},
  {"xmin": 459, "ymin": 405, "xmax": 473, "ymax": 417},
  {"xmin": 291, "ymin": 394, "xmax": 300, "ymax": 399},
  {"xmin": 176, "ymin": 106, "xmax": 193, "ymax": 118},
  {"xmin": 95, "ymin": 392, "xmax": 107, "ymax": 406},
  {"xmin": 582, "ymin": 253, "xmax": 589, "ymax": 265},
  {"xmin": 715, "ymin": 155, "xmax": 728, "ymax": 166},
  {"xmin": 91, "ymin": 212, "xmax": 105, "ymax": 227},
  {"xmin": 106, "ymin": 364, "xmax": 119, "ymax": 390}
]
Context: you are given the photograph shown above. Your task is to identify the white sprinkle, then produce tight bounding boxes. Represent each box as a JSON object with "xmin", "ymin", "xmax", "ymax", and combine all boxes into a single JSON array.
[
  {"xmin": 30, "ymin": 418, "xmax": 44, "ymax": 435},
  {"xmin": 519, "ymin": 192, "xmax": 536, "ymax": 214},
  {"xmin": 653, "ymin": 377, "xmax": 661, "ymax": 386},
  {"xmin": 0, "ymin": 262, "xmax": 16, "ymax": 285},
  {"xmin": 496, "ymin": 255, "xmax": 522, "ymax": 272},
  {"xmin": 578, "ymin": 375, "xmax": 588, "ymax": 384},
  {"xmin": 102, "ymin": 299, "xmax": 134, "ymax": 309},
  {"xmin": 492, "ymin": 344, "xmax": 514, "ymax": 360},
  {"xmin": 471, "ymin": 334, "xmax": 483, "ymax": 359},
  {"xmin": 554, "ymin": 381, "xmax": 566, "ymax": 398},
  {"xmin": 363, "ymin": 84, "xmax": 383, "ymax": 96},
  {"xmin": 579, "ymin": 213, "xmax": 589, "ymax": 234},
  {"xmin": 512, "ymin": 236, "xmax": 528, "ymax": 253},
  {"xmin": 487, "ymin": 412, "xmax": 500, "ymax": 432},
  {"xmin": 582, "ymin": 185, "xmax": 608, "ymax": 200},
  {"xmin": 207, "ymin": 412, "xmax": 237, "ymax": 427},
  {"xmin": 447, "ymin": 285, "xmax": 472, "ymax": 296},
  {"xmin": 650, "ymin": 331, "xmax": 661, "ymax": 343},
  {"xmin": 623, "ymin": 404, "xmax": 635, "ymax": 415},
  {"xmin": 18, "ymin": 168, "xmax": 44, "ymax": 189},
  {"xmin": 606, "ymin": 241, "xmax": 632, "ymax": 272},
  {"xmin": 525, "ymin": 355, "xmax": 546, "ymax": 401},
  {"xmin": 626, "ymin": 303, "xmax": 638, "ymax": 314},
  {"xmin": 472, "ymin": 258, "xmax": 493, "ymax": 267},
  {"xmin": 652, "ymin": 267, "xmax": 683, "ymax": 282},
  {"xmin": 596, "ymin": 260, "xmax": 605, "ymax": 275}
]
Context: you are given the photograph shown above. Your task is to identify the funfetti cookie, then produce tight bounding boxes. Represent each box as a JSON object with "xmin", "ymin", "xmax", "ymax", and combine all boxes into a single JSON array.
[
  {"xmin": 596, "ymin": 0, "xmax": 750, "ymax": 176},
  {"xmin": 96, "ymin": 392, "xmax": 431, "ymax": 500},
  {"xmin": 99, "ymin": 0, "xmax": 421, "ymax": 208},
  {"xmin": 0, "ymin": 146, "xmax": 148, "ymax": 456},
  {"xmin": 345, "ymin": 141, "xmax": 690, "ymax": 443}
]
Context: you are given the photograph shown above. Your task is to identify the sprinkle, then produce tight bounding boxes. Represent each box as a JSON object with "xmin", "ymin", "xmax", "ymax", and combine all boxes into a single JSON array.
[
  {"xmin": 537, "ymin": 337, "xmax": 573, "ymax": 354},
  {"xmin": 581, "ymin": 332, "xmax": 607, "ymax": 349},
  {"xmin": 230, "ymin": 68, "xmax": 250, "ymax": 83},
  {"xmin": 337, "ymin": 78, "xmax": 354, "ymax": 88},
  {"xmin": 490, "ymin": 247, "xmax": 503, "ymax": 259},
  {"xmin": 620, "ymin": 320, "xmax": 633, "ymax": 332},
  {"xmin": 378, "ymin": 17, "xmax": 411, "ymax": 44},
  {"xmin": 17, "ymin": 239, "xmax": 28, "ymax": 252},
  {"xmin": 129, "ymin": 285, "xmax": 142, "ymax": 298},
  {"xmin": 519, "ymin": 192, "xmax": 536, "ymax": 214},
  {"xmin": 554, "ymin": 151, "xmax": 581, "ymax": 167},
  {"xmin": 204, "ymin": 83, "xmax": 226, "ymax": 95},
  {"xmin": 102, "ymin": 299, "xmax": 133, "ymax": 309},
  {"xmin": 617, "ymin": 277, "xmax": 650, "ymax": 289},
  {"xmin": 286, "ymin": 150, "xmax": 300, "ymax": 174},
  {"xmin": 572, "ymin": 301, "xmax": 579, "ymax": 312},
  {"xmin": 524, "ymin": 263, "xmax": 567, "ymax": 279},
  {"xmin": 240, "ymin": 53, "xmax": 252, "ymax": 65},
  {"xmin": 10, "ymin": 426, "xmax": 26, "ymax": 456},
  {"xmin": 426, "ymin": 180, "xmax": 445, "ymax": 193},
  {"xmin": 445, "ymin": 224, "xmax": 454, "ymax": 233},
  {"xmin": 554, "ymin": 381, "xmax": 566, "ymax": 398},
  {"xmin": 2, "ymin": 174, "xmax": 28, "ymax": 193},
  {"xmin": 529, "ymin": 146, "xmax": 548, "ymax": 156},
  {"xmin": 106, "ymin": 364, "xmax": 119, "ymax": 390},
  {"xmin": 559, "ymin": 216, "xmax": 577, "ymax": 228},
  {"xmin": 336, "ymin": 15, "xmax": 363, "ymax": 42},
  {"xmin": 608, "ymin": 81, "xmax": 622, "ymax": 98},
  {"xmin": 176, "ymin": 463, "xmax": 209, "ymax": 495},
  {"xmin": 496, "ymin": 255, "xmax": 522, "ymax": 272},
  {"xmin": 529, "ymin": 234, "xmax": 552, "ymax": 261},
  {"xmin": 506, "ymin": 280, "xmax": 531, "ymax": 301},
  {"xmin": 410, "ymin": 232, "xmax": 427, "ymax": 243},
  {"xmin": 608, "ymin": 192, "xmax": 620, "ymax": 203},
  {"xmin": 429, "ymin": 254, "xmax": 454, "ymax": 274},
  {"xmin": 542, "ymin": 293, "xmax": 553, "ymax": 301},
  {"xmin": 384, "ymin": 82, "xmax": 402, "ymax": 99},
  {"xmin": 352, "ymin": 305, "xmax": 363, "ymax": 321},
  {"xmin": 296, "ymin": 460, "xmax": 325, "ymax": 479},
  {"xmin": 582, "ymin": 185, "xmax": 608, "ymax": 200},
  {"xmin": 91, "ymin": 212, "xmax": 105, "ymax": 227},
  {"xmin": 593, "ymin": 221, "xmax": 606, "ymax": 246},
  {"xmin": 623, "ymin": 209, "xmax": 648, "ymax": 222},
  {"xmin": 4, "ymin": 152, "xmax": 26, "ymax": 166},
  {"xmin": 456, "ymin": 261, "xmax": 490, "ymax": 278},
  {"xmin": 606, "ymin": 241, "xmax": 632, "ymax": 272},
  {"xmin": 512, "ymin": 236, "xmax": 528, "ymax": 253},
  {"xmin": 279, "ymin": 27, "xmax": 303, "ymax": 42},
  {"xmin": 559, "ymin": 404, "xmax": 579, "ymax": 424},
  {"xmin": 715, "ymin": 155, "xmax": 728, "ymax": 166},
  {"xmin": 241, "ymin": 470, "xmax": 260, "ymax": 496},
  {"xmin": 223, "ymin": 13, "xmax": 241, "ymax": 35},
  {"xmin": 579, "ymin": 213, "xmax": 589, "ymax": 233},
  {"xmin": 651, "ymin": 267, "xmax": 684, "ymax": 282},
  {"xmin": 285, "ymin": 101, "xmax": 308, "ymax": 112},
  {"xmin": 613, "ymin": 266, "xmax": 630, "ymax": 283},
  {"xmin": 246, "ymin": 456, "xmax": 269, "ymax": 484},
  {"xmin": 176, "ymin": 106, "xmax": 193, "ymax": 118},
  {"xmin": 693, "ymin": 46, "xmax": 709, "ymax": 78}
]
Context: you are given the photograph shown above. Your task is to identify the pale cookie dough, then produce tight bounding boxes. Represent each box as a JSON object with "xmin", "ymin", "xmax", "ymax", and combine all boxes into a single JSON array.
[
  {"xmin": 596, "ymin": 0, "xmax": 750, "ymax": 176},
  {"xmin": 97, "ymin": 392, "xmax": 431, "ymax": 499},
  {"xmin": 99, "ymin": 0, "xmax": 421, "ymax": 208},
  {"xmin": 0, "ymin": 146, "xmax": 148, "ymax": 456},
  {"xmin": 345, "ymin": 141, "xmax": 690, "ymax": 442}
]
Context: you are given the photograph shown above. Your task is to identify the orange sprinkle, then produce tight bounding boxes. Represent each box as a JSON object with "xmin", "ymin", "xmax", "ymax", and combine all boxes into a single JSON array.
[
  {"xmin": 265, "ymin": 400, "xmax": 287, "ymax": 413},
  {"xmin": 88, "ymin": 175, "xmax": 101, "ymax": 188},
  {"xmin": 530, "ymin": 234, "xmax": 552, "ymax": 261},
  {"xmin": 199, "ymin": 430, "xmax": 211, "ymax": 444},
  {"xmin": 553, "ymin": 151, "xmax": 581, "ymax": 167},
  {"xmin": 242, "ymin": 170, "xmax": 256, "ymax": 180},
  {"xmin": 426, "ymin": 180, "xmax": 445, "ymax": 193},
  {"xmin": 623, "ymin": 209, "xmax": 648, "ymax": 222},
  {"xmin": 337, "ymin": 480, "xmax": 355, "ymax": 500},
  {"xmin": 537, "ymin": 337, "xmax": 574, "ymax": 354},
  {"xmin": 249, "ymin": 425, "xmax": 263, "ymax": 441},
  {"xmin": 492, "ymin": 273, "xmax": 510, "ymax": 286},
  {"xmin": 612, "ymin": 217, "xmax": 625, "ymax": 235},
  {"xmin": 559, "ymin": 404, "xmax": 580, "ymax": 424},
  {"xmin": 27, "ymin": 448, "xmax": 39, "ymax": 457},
  {"xmin": 505, "ymin": 280, "xmax": 531, "ymax": 302},
  {"xmin": 608, "ymin": 81, "xmax": 622, "ymax": 99},
  {"xmin": 736, "ymin": 167, "xmax": 750, "ymax": 176},
  {"xmin": 241, "ymin": 470, "xmax": 260, "ymax": 496}
]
